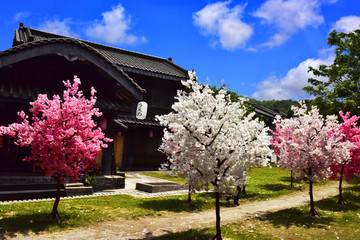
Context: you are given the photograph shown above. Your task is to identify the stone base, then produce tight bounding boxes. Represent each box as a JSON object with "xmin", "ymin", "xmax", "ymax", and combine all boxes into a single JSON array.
[
  {"xmin": 136, "ymin": 182, "xmax": 188, "ymax": 193},
  {"xmin": 0, "ymin": 176, "xmax": 55, "ymax": 184},
  {"xmin": 93, "ymin": 175, "xmax": 125, "ymax": 191},
  {"xmin": 65, "ymin": 183, "xmax": 93, "ymax": 196}
]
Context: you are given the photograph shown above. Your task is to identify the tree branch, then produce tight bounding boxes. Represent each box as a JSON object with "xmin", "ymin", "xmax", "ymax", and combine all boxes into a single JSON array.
[{"xmin": 206, "ymin": 122, "xmax": 225, "ymax": 147}]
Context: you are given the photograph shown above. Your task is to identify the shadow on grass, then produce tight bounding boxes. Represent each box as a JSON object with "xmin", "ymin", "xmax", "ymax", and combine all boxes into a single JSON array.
[
  {"xmin": 279, "ymin": 176, "xmax": 303, "ymax": 184},
  {"xmin": 260, "ymin": 207, "xmax": 335, "ymax": 229},
  {"xmin": 0, "ymin": 211, "xmax": 71, "ymax": 236},
  {"xmin": 139, "ymin": 192, "xmax": 227, "ymax": 213},
  {"xmin": 315, "ymin": 191, "xmax": 360, "ymax": 213},
  {"xmin": 260, "ymin": 183, "xmax": 294, "ymax": 191},
  {"xmin": 259, "ymin": 189, "xmax": 360, "ymax": 229},
  {"xmin": 257, "ymin": 176, "xmax": 306, "ymax": 194},
  {"xmin": 150, "ymin": 228, "xmax": 214, "ymax": 240},
  {"xmin": 343, "ymin": 184, "xmax": 360, "ymax": 192}
]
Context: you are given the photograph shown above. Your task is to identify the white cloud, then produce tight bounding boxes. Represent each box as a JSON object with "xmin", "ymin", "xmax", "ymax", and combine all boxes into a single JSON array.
[
  {"xmin": 254, "ymin": 0, "xmax": 325, "ymax": 47},
  {"xmin": 11, "ymin": 12, "xmax": 30, "ymax": 23},
  {"xmin": 38, "ymin": 18, "xmax": 79, "ymax": 38},
  {"xmin": 325, "ymin": 0, "xmax": 339, "ymax": 3},
  {"xmin": 252, "ymin": 55, "xmax": 334, "ymax": 100},
  {"xmin": 193, "ymin": 1, "xmax": 253, "ymax": 50},
  {"xmin": 332, "ymin": 15, "xmax": 360, "ymax": 33},
  {"xmin": 86, "ymin": 3, "xmax": 146, "ymax": 45}
]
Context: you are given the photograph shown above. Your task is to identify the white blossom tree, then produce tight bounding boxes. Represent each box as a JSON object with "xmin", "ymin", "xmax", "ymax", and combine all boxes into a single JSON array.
[
  {"xmin": 271, "ymin": 101, "xmax": 355, "ymax": 216},
  {"xmin": 157, "ymin": 77, "xmax": 272, "ymax": 240}
]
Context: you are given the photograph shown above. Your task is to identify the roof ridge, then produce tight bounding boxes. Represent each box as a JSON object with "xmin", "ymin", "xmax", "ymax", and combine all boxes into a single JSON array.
[
  {"xmin": 81, "ymin": 41, "xmax": 189, "ymax": 76},
  {"xmin": 247, "ymin": 101, "xmax": 286, "ymax": 116},
  {"xmin": 25, "ymin": 26, "xmax": 184, "ymax": 68},
  {"xmin": 1, "ymin": 37, "xmax": 146, "ymax": 94}
]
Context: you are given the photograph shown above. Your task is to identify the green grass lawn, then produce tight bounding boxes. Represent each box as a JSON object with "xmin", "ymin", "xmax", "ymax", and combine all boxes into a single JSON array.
[
  {"xmin": 151, "ymin": 184, "xmax": 360, "ymax": 240},
  {"xmin": 142, "ymin": 166, "xmax": 312, "ymax": 203},
  {"xmin": 0, "ymin": 193, "xmax": 217, "ymax": 234},
  {"xmin": 0, "ymin": 166, "xmax": 329, "ymax": 235}
]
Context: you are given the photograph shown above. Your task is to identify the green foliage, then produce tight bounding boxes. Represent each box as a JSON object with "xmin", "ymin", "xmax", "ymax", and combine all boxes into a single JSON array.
[
  {"xmin": 303, "ymin": 27, "xmax": 360, "ymax": 116},
  {"xmin": 83, "ymin": 173, "xmax": 97, "ymax": 186},
  {"xmin": 210, "ymin": 84, "xmax": 255, "ymax": 115},
  {"xmin": 199, "ymin": 82, "xmax": 304, "ymax": 118},
  {"xmin": 210, "ymin": 83, "xmax": 243, "ymax": 102}
]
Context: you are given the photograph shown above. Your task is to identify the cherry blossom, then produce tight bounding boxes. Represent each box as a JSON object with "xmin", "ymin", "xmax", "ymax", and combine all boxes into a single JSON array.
[
  {"xmin": 330, "ymin": 111, "xmax": 360, "ymax": 203},
  {"xmin": 0, "ymin": 76, "xmax": 112, "ymax": 218},
  {"xmin": 157, "ymin": 76, "xmax": 272, "ymax": 240},
  {"xmin": 271, "ymin": 101, "xmax": 355, "ymax": 216}
]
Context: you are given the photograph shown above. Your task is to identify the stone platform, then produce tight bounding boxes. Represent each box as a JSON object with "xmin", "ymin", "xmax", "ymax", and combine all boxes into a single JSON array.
[
  {"xmin": 93, "ymin": 175, "xmax": 125, "ymax": 191},
  {"xmin": 135, "ymin": 182, "xmax": 188, "ymax": 193}
]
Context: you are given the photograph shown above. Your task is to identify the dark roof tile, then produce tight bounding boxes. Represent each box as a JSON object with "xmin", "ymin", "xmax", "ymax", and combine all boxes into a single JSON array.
[
  {"xmin": 247, "ymin": 102, "xmax": 286, "ymax": 119},
  {"xmin": 13, "ymin": 24, "xmax": 189, "ymax": 81},
  {"xmin": 116, "ymin": 115, "xmax": 161, "ymax": 127},
  {"xmin": 0, "ymin": 81, "xmax": 129, "ymax": 112},
  {"xmin": 1, "ymin": 37, "xmax": 146, "ymax": 94}
]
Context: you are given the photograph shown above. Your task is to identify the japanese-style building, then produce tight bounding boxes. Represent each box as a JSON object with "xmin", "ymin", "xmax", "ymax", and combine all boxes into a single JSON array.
[
  {"xmin": 0, "ymin": 23, "xmax": 282, "ymax": 177},
  {"xmin": 0, "ymin": 23, "xmax": 190, "ymax": 175}
]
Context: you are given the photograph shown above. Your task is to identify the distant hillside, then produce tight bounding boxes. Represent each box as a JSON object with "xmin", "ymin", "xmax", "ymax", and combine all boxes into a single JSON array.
[
  {"xmin": 248, "ymin": 99, "xmax": 300, "ymax": 115},
  {"xmin": 209, "ymin": 84, "xmax": 305, "ymax": 115}
]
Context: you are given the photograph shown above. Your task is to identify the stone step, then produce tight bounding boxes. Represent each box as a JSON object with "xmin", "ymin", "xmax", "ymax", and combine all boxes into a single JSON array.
[
  {"xmin": 65, "ymin": 186, "xmax": 93, "ymax": 196},
  {"xmin": 65, "ymin": 182, "xmax": 84, "ymax": 187},
  {"xmin": 93, "ymin": 175, "xmax": 125, "ymax": 191},
  {"xmin": 0, "ymin": 183, "xmax": 61, "ymax": 191},
  {"xmin": 0, "ymin": 179, "xmax": 66, "ymax": 201},
  {"xmin": 136, "ymin": 182, "xmax": 188, "ymax": 193},
  {"xmin": 0, "ymin": 189, "xmax": 66, "ymax": 201},
  {"xmin": 0, "ymin": 176, "xmax": 55, "ymax": 185}
]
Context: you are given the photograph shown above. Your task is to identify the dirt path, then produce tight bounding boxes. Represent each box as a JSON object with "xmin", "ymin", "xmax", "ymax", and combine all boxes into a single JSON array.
[{"xmin": 8, "ymin": 183, "xmax": 340, "ymax": 240}]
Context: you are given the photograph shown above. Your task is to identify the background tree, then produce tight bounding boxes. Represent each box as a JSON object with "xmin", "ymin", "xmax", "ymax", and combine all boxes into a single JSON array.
[
  {"xmin": 0, "ymin": 76, "xmax": 111, "ymax": 219},
  {"xmin": 157, "ymin": 78, "xmax": 272, "ymax": 240},
  {"xmin": 330, "ymin": 111, "xmax": 360, "ymax": 204},
  {"xmin": 249, "ymin": 99, "xmax": 301, "ymax": 116},
  {"xmin": 271, "ymin": 102, "xmax": 354, "ymax": 216},
  {"xmin": 303, "ymin": 27, "xmax": 360, "ymax": 116}
]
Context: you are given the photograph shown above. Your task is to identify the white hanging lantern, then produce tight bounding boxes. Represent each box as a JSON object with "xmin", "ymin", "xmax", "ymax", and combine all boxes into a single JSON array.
[{"xmin": 136, "ymin": 101, "xmax": 148, "ymax": 120}]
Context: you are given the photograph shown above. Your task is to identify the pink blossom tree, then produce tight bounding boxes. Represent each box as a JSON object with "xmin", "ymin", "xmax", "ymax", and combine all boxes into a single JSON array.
[
  {"xmin": 271, "ymin": 101, "xmax": 355, "ymax": 216},
  {"xmin": 330, "ymin": 111, "xmax": 360, "ymax": 204},
  {"xmin": 157, "ymin": 77, "xmax": 272, "ymax": 240},
  {"xmin": 0, "ymin": 76, "xmax": 112, "ymax": 219}
]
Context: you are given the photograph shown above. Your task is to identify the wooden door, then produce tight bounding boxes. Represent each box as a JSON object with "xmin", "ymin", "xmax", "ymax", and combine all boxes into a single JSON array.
[{"xmin": 114, "ymin": 135, "xmax": 124, "ymax": 169}]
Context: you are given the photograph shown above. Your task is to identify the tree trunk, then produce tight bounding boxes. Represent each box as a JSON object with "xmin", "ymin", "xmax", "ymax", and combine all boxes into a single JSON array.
[
  {"xmin": 308, "ymin": 179, "xmax": 318, "ymax": 217},
  {"xmin": 338, "ymin": 163, "xmax": 346, "ymax": 204},
  {"xmin": 50, "ymin": 177, "xmax": 62, "ymax": 219},
  {"xmin": 187, "ymin": 185, "xmax": 192, "ymax": 203},
  {"xmin": 212, "ymin": 192, "xmax": 222, "ymax": 240},
  {"xmin": 242, "ymin": 186, "xmax": 246, "ymax": 194},
  {"xmin": 290, "ymin": 170, "xmax": 294, "ymax": 188},
  {"xmin": 233, "ymin": 186, "xmax": 241, "ymax": 206}
]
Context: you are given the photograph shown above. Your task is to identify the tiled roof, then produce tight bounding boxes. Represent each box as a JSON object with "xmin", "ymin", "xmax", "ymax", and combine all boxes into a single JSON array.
[
  {"xmin": 113, "ymin": 119, "xmax": 128, "ymax": 130},
  {"xmin": 1, "ymin": 37, "xmax": 145, "ymax": 94},
  {"xmin": 115, "ymin": 116, "xmax": 162, "ymax": 128},
  {"xmin": 112, "ymin": 104, "xmax": 281, "ymax": 129},
  {"xmin": 247, "ymin": 102, "xmax": 286, "ymax": 120},
  {"xmin": 13, "ymin": 24, "xmax": 189, "ymax": 81},
  {"xmin": 0, "ymin": 81, "xmax": 129, "ymax": 112}
]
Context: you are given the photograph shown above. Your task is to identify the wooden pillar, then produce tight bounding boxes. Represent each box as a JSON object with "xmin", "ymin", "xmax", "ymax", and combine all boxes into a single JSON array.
[{"xmin": 114, "ymin": 134, "xmax": 124, "ymax": 169}]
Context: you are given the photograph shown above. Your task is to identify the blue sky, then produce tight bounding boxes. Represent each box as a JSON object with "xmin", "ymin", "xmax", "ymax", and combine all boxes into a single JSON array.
[{"xmin": 1, "ymin": 0, "xmax": 359, "ymax": 100}]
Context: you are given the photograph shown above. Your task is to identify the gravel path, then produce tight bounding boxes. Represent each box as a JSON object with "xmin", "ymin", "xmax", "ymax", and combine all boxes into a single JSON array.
[{"xmin": 7, "ymin": 182, "xmax": 340, "ymax": 240}]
